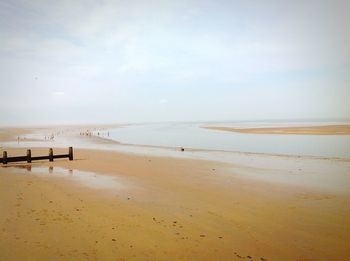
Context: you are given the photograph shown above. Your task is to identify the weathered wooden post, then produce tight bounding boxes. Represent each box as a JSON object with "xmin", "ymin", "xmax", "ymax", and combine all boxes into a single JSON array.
[
  {"xmin": 49, "ymin": 148, "xmax": 54, "ymax": 162},
  {"xmin": 3, "ymin": 151, "xmax": 7, "ymax": 164},
  {"xmin": 27, "ymin": 149, "xmax": 32, "ymax": 163},
  {"xmin": 69, "ymin": 147, "xmax": 73, "ymax": 161}
]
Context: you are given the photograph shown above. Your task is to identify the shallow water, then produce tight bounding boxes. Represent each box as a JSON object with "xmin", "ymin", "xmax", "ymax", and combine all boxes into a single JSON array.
[
  {"xmin": 3, "ymin": 121, "xmax": 350, "ymax": 160},
  {"xmin": 103, "ymin": 122, "xmax": 350, "ymax": 159}
]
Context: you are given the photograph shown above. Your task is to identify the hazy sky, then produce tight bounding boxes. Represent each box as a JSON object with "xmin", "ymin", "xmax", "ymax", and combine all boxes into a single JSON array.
[{"xmin": 0, "ymin": 0, "xmax": 349, "ymax": 126}]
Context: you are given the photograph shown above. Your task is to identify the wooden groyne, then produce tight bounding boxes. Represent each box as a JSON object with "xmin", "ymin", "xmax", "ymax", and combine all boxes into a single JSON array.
[{"xmin": 0, "ymin": 147, "xmax": 73, "ymax": 164}]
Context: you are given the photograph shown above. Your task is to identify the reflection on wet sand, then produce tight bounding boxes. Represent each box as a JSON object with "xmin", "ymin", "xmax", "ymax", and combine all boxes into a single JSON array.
[
  {"xmin": 2, "ymin": 164, "xmax": 33, "ymax": 171},
  {"xmin": 4, "ymin": 165, "xmax": 130, "ymax": 191}
]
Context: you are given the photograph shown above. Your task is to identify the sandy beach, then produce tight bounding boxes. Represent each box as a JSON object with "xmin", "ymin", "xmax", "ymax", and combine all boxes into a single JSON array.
[
  {"xmin": 203, "ymin": 125, "xmax": 350, "ymax": 135},
  {"xmin": 1, "ymin": 128, "xmax": 350, "ymax": 260},
  {"xmin": 2, "ymin": 0, "xmax": 350, "ymax": 259}
]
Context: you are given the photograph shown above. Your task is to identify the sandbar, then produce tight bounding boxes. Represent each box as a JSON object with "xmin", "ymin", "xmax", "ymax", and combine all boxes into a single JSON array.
[{"xmin": 204, "ymin": 124, "xmax": 350, "ymax": 135}]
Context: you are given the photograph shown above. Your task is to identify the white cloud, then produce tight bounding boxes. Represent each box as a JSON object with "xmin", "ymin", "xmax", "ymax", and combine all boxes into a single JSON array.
[{"xmin": 0, "ymin": 0, "xmax": 349, "ymax": 125}]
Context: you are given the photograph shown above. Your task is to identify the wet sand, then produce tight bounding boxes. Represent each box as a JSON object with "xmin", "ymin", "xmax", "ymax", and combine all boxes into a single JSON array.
[
  {"xmin": 204, "ymin": 124, "xmax": 350, "ymax": 135},
  {"xmin": 1, "ymin": 130, "xmax": 350, "ymax": 260}
]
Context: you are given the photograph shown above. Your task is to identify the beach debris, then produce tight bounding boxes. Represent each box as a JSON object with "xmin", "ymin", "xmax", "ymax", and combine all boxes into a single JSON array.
[
  {"xmin": 180, "ymin": 147, "xmax": 185, "ymax": 151},
  {"xmin": 199, "ymin": 234, "xmax": 206, "ymax": 237},
  {"xmin": 112, "ymin": 238, "xmax": 116, "ymax": 241}
]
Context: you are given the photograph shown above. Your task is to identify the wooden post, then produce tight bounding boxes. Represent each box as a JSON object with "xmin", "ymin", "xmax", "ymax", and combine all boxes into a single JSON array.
[
  {"xmin": 69, "ymin": 147, "xmax": 73, "ymax": 161},
  {"xmin": 27, "ymin": 149, "xmax": 32, "ymax": 163},
  {"xmin": 3, "ymin": 151, "xmax": 7, "ymax": 164},
  {"xmin": 49, "ymin": 148, "xmax": 54, "ymax": 162}
]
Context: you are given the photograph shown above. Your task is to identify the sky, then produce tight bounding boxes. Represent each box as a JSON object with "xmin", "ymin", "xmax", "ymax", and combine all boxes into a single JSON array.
[{"xmin": 0, "ymin": 0, "xmax": 349, "ymax": 126}]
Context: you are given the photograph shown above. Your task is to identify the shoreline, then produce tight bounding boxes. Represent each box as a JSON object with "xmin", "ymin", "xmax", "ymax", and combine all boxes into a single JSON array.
[{"xmin": 2, "ymin": 126, "xmax": 350, "ymax": 163}]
